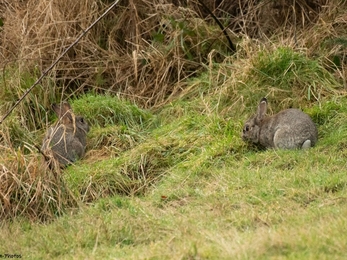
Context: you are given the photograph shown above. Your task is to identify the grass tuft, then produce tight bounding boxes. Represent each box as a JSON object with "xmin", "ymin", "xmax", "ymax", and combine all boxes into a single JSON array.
[
  {"xmin": 72, "ymin": 94, "xmax": 154, "ymax": 128},
  {"xmin": 0, "ymin": 146, "xmax": 76, "ymax": 222}
]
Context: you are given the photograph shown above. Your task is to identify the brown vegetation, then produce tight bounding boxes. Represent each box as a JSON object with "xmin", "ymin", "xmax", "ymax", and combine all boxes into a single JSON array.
[
  {"xmin": 0, "ymin": 144, "xmax": 77, "ymax": 221},
  {"xmin": 0, "ymin": 0, "xmax": 331, "ymax": 108}
]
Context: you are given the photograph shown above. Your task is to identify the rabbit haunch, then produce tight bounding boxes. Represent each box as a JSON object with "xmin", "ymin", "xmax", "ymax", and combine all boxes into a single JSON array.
[
  {"xmin": 242, "ymin": 98, "xmax": 318, "ymax": 149},
  {"xmin": 41, "ymin": 102, "xmax": 90, "ymax": 167}
]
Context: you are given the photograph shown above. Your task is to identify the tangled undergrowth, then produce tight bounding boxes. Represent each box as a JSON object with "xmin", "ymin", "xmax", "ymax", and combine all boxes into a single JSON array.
[
  {"xmin": 0, "ymin": 0, "xmax": 336, "ymax": 109},
  {"xmin": 0, "ymin": 145, "xmax": 77, "ymax": 221}
]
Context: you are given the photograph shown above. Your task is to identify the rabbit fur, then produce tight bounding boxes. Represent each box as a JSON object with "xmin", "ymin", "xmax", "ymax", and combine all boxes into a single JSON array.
[
  {"xmin": 242, "ymin": 98, "xmax": 318, "ymax": 149},
  {"xmin": 41, "ymin": 102, "xmax": 90, "ymax": 167}
]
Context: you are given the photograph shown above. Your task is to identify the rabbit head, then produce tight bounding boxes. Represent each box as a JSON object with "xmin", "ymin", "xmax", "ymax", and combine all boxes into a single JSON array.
[
  {"xmin": 242, "ymin": 97, "xmax": 267, "ymax": 145},
  {"xmin": 42, "ymin": 102, "xmax": 90, "ymax": 167},
  {"xmin": 52, "ymin": 102, "xmax": 90, "ymax": 137}
]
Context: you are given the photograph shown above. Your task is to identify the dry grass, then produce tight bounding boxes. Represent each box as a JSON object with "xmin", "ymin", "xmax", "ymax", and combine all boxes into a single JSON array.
[
  {"xmin": 196, "ymin": 0, "xmax": 328, "ymax": 37},
  {"xmin": 0, "ymin": 143, "xmax": 77, "ymax": 221},
  {"xmin": 0, "ymin": 0, "xmax": 227, "ymax": 108},
  {"xmin": 0, "ymin": 0, "xmax": 333, "ymax": 109}
]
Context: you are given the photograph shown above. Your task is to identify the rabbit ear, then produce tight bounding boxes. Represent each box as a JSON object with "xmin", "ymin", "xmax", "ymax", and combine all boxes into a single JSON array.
[
  {"xmin": 52, "ymin": 102, "xmax": 73, "ymax": 124},
  {"xmin": 256, "ymin": 98, "xmax": 267, "ymax": 121}
]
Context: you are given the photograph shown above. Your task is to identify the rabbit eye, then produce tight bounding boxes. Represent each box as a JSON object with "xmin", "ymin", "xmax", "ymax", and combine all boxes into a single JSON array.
[{"xmin": 245, "ymin": 125, "xmax": 250, "ymax": 131}]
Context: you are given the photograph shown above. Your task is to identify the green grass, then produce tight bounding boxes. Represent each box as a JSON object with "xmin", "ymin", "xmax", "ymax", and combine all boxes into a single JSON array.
[
  {"xmin": 2, "ymin": 89, "xmax": 347, "ymax": 258},
  {"xmin": 2, "ymin": 144, "xmax": 347, "ymax": 259}
]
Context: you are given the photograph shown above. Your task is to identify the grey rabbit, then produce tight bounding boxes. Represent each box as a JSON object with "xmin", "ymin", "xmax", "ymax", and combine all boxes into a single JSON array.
[
  {"xmin": 41, "ymin": 102, "xmax": 90, "ymax": 167},
  {"xmin": 242, "ymin": 98, "xmax": 318, "ymax": 149}
]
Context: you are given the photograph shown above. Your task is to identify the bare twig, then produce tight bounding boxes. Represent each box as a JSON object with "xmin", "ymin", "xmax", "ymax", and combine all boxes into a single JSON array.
[
  {"xmin": 196, "ymin": 0, "xmax": 236, "ymax": 53},
  {"xmin": 0, "ymin": 0, "xmax": 121, "ymax": 125}
]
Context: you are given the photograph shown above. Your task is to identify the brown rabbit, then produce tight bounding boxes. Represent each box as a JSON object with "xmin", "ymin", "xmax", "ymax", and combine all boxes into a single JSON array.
[
  {"xmin": 41, "ymin": 102, "xmax": 90, "ymax": 167},
  {"xmin": 242, "ymin": 98, "xmax": 318, "ymax": 149}
]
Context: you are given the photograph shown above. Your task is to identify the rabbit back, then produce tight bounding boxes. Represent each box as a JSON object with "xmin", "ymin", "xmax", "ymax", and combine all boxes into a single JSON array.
[
  {"xmin": 260, "ymin": 109, "xmax": 318, "ymax": 149},
  {"xmin": 42, "ymin": 123, "xmax": 86, "ymax": 166},
  {"xmin": 41, "ymin": 102, "xmax": 89, "ymax": 167}
]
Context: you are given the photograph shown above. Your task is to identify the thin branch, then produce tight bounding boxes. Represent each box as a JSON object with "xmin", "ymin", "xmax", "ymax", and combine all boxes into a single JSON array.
[{"xmin": 197, "ymin": 0, "xmax": 236, "ymax": 53}]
